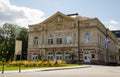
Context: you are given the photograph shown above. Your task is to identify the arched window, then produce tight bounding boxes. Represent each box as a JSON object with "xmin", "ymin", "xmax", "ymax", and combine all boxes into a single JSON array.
[
  {"xmin": 56, "ymin": 52, "xmax": 62, "ymax": 60},
  {"xmin": 66, "ymin": 33, "xmax": 71, "ymax": 44},
  {"xmin": 84, "ymin": 33, "xmax": 91, "ymax": 43},
  {"xmin": 65, "ymin": 52, "xmax": 70, "ymax": 60},
  {"xmin": 32, "ymin": 53, "xmax": 38, "ymax": 61},
  {"xmin": 47, "ymin": 52, "xmax": 53, "ymax": 60},
  {"xmin": 48, "ymin": 34, "xmax": 53, "ymax": 44},
  {"xmin": 33, "ymin": 37, "xmax": 38, "ymax": 46}
]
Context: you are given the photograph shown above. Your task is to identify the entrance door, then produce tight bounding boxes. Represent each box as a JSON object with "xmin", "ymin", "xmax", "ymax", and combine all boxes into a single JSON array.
[
  {"xmin": 83, "ymin": 51, "xmax": 91, "ymax": 63},
  {"xmin": 32, "ymin": 53, "xmax": 38, "ymax": 61}
]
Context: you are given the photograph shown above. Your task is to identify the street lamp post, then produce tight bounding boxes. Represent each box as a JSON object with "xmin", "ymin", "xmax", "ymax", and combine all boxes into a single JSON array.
[
  {"xmin": 105, "ymin": 29, "xmax": 109, "ymax": 65},
  {"xmin": 67, "ymin": 13, "xmax": 80, "ymax": 64},
  {"xmin": 19, "ymin": 53, "xmax": 22, "ymax": 73},
  {"xmin": 1, "ymin": 51, "xmax": 8, "ymax": 74},
  {"xmin": 1, "ymin": 33, "xmax": 9, "ymax": 74},
  {"xmin": 1, "ymin": 51, "xmax": 4, "ymax": 74},
  {"xmin": 69, "ymin": 13, "xmax": 81, "ymax": 64},
  {"xmin": 77, "ymin": 14, "xmax": 81, "ymax": 64}
]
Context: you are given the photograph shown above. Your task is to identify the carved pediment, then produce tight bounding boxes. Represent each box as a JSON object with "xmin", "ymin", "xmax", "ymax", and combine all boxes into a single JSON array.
[
  {"xmin": 46, "ymin": 15, "xmax": 68, "ymax": 26},
  {"xmin": 54, "ymin": 16, "xmax": 64, "ymax": 25},
  {"xmin": 39, "ymin": 12, "xmax": 76, "ymax": 31},
  {"xmin": 42, "ymin": 11, "xmax": 75, "ymax": 24}
]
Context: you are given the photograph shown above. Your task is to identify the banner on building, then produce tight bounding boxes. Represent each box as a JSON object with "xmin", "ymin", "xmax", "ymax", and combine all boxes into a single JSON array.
[
  {"xmin": 15, "ymin": 40, "xmax": 22, "ymax": 55},
  {"xmin": 105, "ymin": 38, "xmax": 110, "ymax": 48}
]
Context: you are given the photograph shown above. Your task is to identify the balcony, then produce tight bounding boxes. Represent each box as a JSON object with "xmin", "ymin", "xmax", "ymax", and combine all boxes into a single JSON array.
[
  {"xmin": 80, "ymin": 43, "xmax": 97, "ymax": 47},
  {"xmin": 29, "ymin": 42, "xmax": 111, "ymax": 50},
  {"xmin": 39, "ymin": 42, "xmax": 101, "ymax": 48},
  {"xmin": 40, "ymin": 43, "xmax": 78, "ymax": 48}
]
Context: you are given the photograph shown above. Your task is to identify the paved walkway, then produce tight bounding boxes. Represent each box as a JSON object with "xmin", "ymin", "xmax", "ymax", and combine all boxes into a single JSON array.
[
  {"xmin": 1, "ymin": 65, "xmax": 91, "ymax": 74},
  {"xmin": 1, "ymin": 65, "xmax": 120, "ymax": 77}
]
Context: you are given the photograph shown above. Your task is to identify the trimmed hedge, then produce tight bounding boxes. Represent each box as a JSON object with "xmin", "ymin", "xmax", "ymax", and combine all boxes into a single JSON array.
[{"xmin": 6, "ymin": 60, "xmax": 66, "ymax": 67}]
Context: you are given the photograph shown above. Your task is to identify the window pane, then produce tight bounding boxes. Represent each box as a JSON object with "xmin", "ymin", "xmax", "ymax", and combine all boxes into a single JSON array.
[
  {"xmin": 92, "ymin": 54, "xmax": 95, "ymax": 58},
  {"xmin": 57, "ymin": 38, "xmax": 62, "ymax": 44},
  {"xmin": 48, "ymin": 39, "xmax": 53, "ymax": 44},
  {"xmin": 57, "ymin": 34, "xmax": 62, "ymax": 44},
  {"xmin": 48, "ymin": 34, "xmax": 53, "ymax": 45},
  {"xmin": 84, "ymin": 56, "xmax": 87, "ymax": 59}
]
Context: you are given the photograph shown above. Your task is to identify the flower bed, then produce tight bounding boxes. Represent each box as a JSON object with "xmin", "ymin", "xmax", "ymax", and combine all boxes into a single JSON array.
[{"xmin": 6, "ymin": 60, "xmax": 66, "ymax": 67}]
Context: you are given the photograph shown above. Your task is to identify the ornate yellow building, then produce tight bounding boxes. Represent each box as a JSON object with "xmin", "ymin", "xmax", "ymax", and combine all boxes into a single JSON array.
[{"xmin": 28, "ymin": 11, "xmax": 118, "ymax": 64}]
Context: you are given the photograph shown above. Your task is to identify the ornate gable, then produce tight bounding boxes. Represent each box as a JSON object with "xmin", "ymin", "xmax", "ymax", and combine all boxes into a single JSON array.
[
  {"xmin": 41, "ymin": 11, "xmax": 75, "ymax": 24},
  {"xmin": 41, "ymin": 11, "xmax": 76, "ymax": 31},
  {"xmin": 29, "ymin": 11, "xmax": 76, "ymax": 32}
]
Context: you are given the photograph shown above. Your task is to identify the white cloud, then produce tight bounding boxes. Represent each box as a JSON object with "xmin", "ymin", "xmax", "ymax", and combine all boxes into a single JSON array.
[
  {"xmin": 103, "ymin": 20, "xmax": 120, "ymax": 30},
  {"xmin": 109, "ymin": 20, "xmax": 119, "ymax": 25},
  {"xmin": 0, "ymin": 0, "xmax": 45, "ymax": 28}
]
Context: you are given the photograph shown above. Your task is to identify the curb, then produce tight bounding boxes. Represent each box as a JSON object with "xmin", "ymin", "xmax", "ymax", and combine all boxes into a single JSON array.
[
  {"xmin": 1, "ymin": 65, "xmax": 91, "ymax": 74},
  {"xmin": 39, "ymin": 65, "xmax": 91, "ymax": 71}
]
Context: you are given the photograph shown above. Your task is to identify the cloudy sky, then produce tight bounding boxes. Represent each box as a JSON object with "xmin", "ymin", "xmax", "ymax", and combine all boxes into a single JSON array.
[{"xmin": 0, "ymin": 0, "xmax": 120, "ymax": 30}]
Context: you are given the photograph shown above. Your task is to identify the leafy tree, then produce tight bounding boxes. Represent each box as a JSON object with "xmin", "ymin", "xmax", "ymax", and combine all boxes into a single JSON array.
[
  {"xmin": 0, "ymin": 23, "xmax": 18, "ymax": 61},
  {"xmin": 0, "ymin": 23, "xmax": 28, "ymax": 61},
  {"xmin": 17, "ymin": 27, "xmax": 28, "ymax": 60}
]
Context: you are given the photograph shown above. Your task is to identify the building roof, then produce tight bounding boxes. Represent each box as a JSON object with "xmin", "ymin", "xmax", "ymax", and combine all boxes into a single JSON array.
[
  {"xmin": 29, "ymin": 11, "xmax": 94, "ymax": 27},
  {"xmin": 112, "ymin": 30, "xmax": 120, "ymax": 38}
]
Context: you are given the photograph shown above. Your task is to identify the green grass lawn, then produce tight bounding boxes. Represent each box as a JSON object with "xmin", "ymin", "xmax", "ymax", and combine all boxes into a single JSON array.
[
  {"xmin": 66, "ymin": 64, "xmax": 82, "ymax": 66},
  {"xmin": 0, "ymin": 64, "xmax": 81, "ymax": 71},
  {"xmin": 0, "ymin": 65, "xmax": 40, "ymax": 71}
]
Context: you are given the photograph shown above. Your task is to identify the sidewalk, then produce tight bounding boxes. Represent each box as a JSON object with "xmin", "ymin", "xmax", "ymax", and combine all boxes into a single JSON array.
[{"xmin": 1, "ymin": 65, "xmax": 91, "ymax": 74}]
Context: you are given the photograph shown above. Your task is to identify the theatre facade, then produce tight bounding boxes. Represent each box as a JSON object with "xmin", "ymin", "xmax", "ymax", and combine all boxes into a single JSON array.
[{"xmin": 28, "ymin": 11, "xmax": 118, "ymax": 64}]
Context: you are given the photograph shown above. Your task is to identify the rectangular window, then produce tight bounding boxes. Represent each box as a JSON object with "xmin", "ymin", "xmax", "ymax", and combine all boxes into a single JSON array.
[
  {"xmin": 56, "ymin": 56, "xmax": 62, "ymax": 60},
  {"xmin": 47, "ymin": 56, "xmax": 53, "ymax": 60},
  {"xmin": 119, "ymin": 49, "xmax": 120, "ymax": 61},
  {"xmin": 119, "ymin": 56, "xmax": 120, "ymax": 61},
  {"xmin": 48, "ymin": 39, "xmax": 53, "ymax": 44},
  {"xmin": 65, "ymin": 56, "xmax": 70, "ymax": 60},
  {"xmin": 92, "ymin": 54, "xmax": 95, "ymax": 58},
  {"xmin": 57, "ymin": 38, "xmax": 62, "ymax": 44}
]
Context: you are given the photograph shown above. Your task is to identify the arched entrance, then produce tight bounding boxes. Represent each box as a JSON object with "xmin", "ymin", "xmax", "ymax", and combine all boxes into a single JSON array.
[
  {"xmin": 56, "ymin": 52, "xmax": 62, "ymax": 60},
  {"xmin": 32, "ymin": 53, "xmax": 38, "ymax": 61},
  {"xmin": 47, "ymin": 51, "xmax": 53, "ymax": 60},
  {"xmin": 65, "ymin": 51, "xmax": 70, "ymax": 60},
  {"xmin": 83, "ymin": 51, "xmax": 91, "ymax": 63}
]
